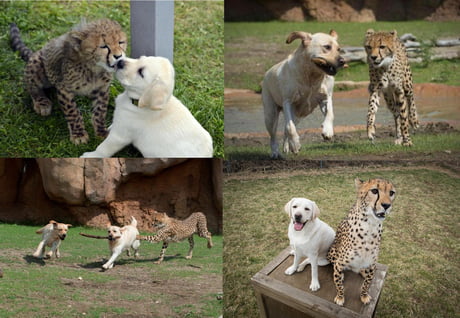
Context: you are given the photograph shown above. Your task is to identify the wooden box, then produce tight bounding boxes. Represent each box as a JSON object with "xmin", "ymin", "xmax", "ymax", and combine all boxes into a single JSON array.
[{"xmin": 251, "ymin": 247, "xmax": 388, "ymax": 318}]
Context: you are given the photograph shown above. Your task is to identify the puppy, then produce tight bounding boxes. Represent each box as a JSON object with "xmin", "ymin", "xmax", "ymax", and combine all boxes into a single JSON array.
[
  {"xmin": 81, "ymin": 56, "xmax": 213, "ymax": 158},
  {"xmin": 284, "ymin": 198, "xmax": 335, "ymax": 291},
  {"xmin": 33, "ymin": 220, "xmax": 72, "ymax": 259},
  {"xmin": 262, "ymin": 30, "xmax": 346, "ymax": 158},
  {"xmin": 103, "ymin": 216, "xmax": 140, "ymax": 270}
]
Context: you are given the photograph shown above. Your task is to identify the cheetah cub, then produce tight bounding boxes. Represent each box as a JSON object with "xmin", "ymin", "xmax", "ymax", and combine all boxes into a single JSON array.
[
  {"xmin": 10, "ymin": 19, "xmax": 127, "ymax": 144},
  {"xmin": 137, "ymin": 210, "xmax": 213, "ymax": 264},
  {"xmin": 364, "ymin": 29, "xmax": 419, "ymax": 146},
  {"xmin": 327, "ymin": 178, "xmax": 395, "ymax": 306}
]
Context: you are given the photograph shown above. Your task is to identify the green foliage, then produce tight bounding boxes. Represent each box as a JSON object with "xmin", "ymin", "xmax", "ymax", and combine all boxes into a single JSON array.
[{"xmin": 0, "ymin": 1, "xmax": 223, "ymax": 157}]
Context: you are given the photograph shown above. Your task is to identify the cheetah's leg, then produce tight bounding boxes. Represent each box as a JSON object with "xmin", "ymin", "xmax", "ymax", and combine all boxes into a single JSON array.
[
  {"xmin": 24, "ymin": 53, "xmax": 52, "ymax": 116},
  {"xmin": 56, "ymin": 89, "xmax": 89, "ymax": 144},
  {"xmin": 367, "ymin": 88, "xmax": 380, "ymax": 143},
  {"xmin": 186, "ymin": 236, "xmax": 194, "ymax": 260},
  {"xmin": 383, "ymin": 91, "xmax": 403, "ymax": 145},
  {"xmin": 89, "ymin": 87, "xmax": 110, "ymax": 138},
  {"xmin": 332, "ymin": 263, "xmax": 345, "ymax": 306},
  {"xmin": 394, "ymin": 87, "xmax": 412, "ymax": 146},
  {"xmin": 360, "ymin": 265, "xmax": 376, "ymax": 305},
  {"xmin": 155, "ymin": 241, "xmax": 168, "ymax": 264},
  {"xmin": 197, "ymin": 221, "xmax": 213, "ymax": 248},
  {"xmin": 405, "ymin": 87, "xmax": 419, "ymax": 130}
]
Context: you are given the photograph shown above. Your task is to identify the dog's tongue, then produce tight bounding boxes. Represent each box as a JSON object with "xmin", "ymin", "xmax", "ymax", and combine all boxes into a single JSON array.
[{"xmin": 294, "ymin": 221, "xmax": 304, "ymax": 231}]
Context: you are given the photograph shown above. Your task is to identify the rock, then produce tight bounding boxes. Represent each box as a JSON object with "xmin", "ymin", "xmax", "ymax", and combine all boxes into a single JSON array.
[
  {"xmin": 400, "ymin": 33, "xmax": 417, "ymax": 42},
  {"xmin": 0, "ymin": 159, "xmax": 222, "ymax": 233},
  {"xmin": 435, "ymin": 39, "xmax": 460, "ymax": 47}
]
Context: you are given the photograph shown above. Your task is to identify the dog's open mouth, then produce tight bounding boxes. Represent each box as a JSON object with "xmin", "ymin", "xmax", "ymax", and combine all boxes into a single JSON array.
[
  {"xmin": 293, "ymin": 220, "xmax": 307, "ymax": 231},
  {"xmin": 312, "ymin": 57, "xmax": 347, "ymax": 76}
]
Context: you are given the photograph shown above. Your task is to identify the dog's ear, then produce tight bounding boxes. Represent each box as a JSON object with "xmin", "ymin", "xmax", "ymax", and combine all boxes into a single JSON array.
[
  {"xmin": 311, "ymin": 201, "xmax": 320, "ymax": 220},
  {"xmin": 106, "ymin": 222, "xmax": 112, "ymax": 228},
  {"xmin": 66, "ymin": 224, "xmax": 73, "ymax": 228},
  {"xmin": 286, "ymin": 31, "xmax": 312, "ymax": 48},
  {"xmin": 49, "ymin": 220, "xmax": 58, "ymax": 229},
  {"xmin": 138, "ymin": 60, "xmax": 175, "ymax": 110},
  {"xmin": 329, "ymin": 29, "xmax": 338, "ymax": 40},
  {"xmin": 284, "ymin": 199, "xmax": 294, "ymax": 216}
]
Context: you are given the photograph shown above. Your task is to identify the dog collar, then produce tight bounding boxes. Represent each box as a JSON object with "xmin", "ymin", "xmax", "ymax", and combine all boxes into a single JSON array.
[{"xmin": 131, "ymin": 99, "xmax": 139, "ymax": 106}]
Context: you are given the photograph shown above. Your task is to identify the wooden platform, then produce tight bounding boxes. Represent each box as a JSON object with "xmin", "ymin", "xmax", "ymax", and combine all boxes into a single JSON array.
[{"xmin": 251, "ymin": 247, "xmax": 388, "ymax": 318}]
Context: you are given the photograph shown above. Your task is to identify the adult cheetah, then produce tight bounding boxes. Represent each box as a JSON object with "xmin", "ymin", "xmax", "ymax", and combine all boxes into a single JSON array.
[
  {"xmin": 364, "ymin": 29, "xmax": 419, "ymax": 146},
  {"xmin": 327, "ymin": 178, "xmax": 396, "ymax": 306},
  {"xmin": 137, "ymin": 210, "xmax": 213, "ymax": 264}
]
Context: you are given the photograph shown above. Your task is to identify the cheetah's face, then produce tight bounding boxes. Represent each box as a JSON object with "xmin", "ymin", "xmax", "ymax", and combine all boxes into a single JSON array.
[
  {"xmin": 151, "ymin": 212, "xmax": 168, "ymax": 230},
  {"xmin": 364, "ymin": 29, "xmax": 397, "ymax": 69},
  {"xmin": 355, "ymin": 178, "xmax": 396, "ymax": 221},
  {"xmin": 284, "ymin": 198, "xmax": 320, "ymax": 231}
]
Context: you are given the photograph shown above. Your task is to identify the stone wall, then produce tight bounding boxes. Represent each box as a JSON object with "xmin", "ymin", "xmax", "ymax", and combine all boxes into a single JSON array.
[
  {"xmin": 225, "ymin": 0, "xmax": 460, "ymax": 22},
  {"xmin": 0, "ymin": 158, "xmax": 222, "ymax": 233}
]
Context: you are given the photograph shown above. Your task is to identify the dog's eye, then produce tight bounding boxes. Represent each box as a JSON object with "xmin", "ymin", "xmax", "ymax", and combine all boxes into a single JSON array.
[
  {"xmin": 138, "ymin": 67, "xmax": 144, "ymax": 78},
  {"xmin": 323, "ymin": 45, "xmax": 332, "ymax": 51},
  {"xmin": 371, "ymin": 189, "xmax": 379, "ymax": 194},
  {"xmin": 304, "ymin": 207, "xmax": 310, "ymax": 211},
  {"xmin": 292, "ymin": 205, "xmax": 297, "ymax": 209},
  {"xmin": 100, "ymin": 45, "xmax": 109, "ymax": 49}
]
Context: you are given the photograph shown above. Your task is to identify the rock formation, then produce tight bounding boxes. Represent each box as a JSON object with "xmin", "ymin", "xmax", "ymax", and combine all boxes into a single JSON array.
[{"xmin": 0, "ymin": 158, "xmax": 222, "ymax": 233}]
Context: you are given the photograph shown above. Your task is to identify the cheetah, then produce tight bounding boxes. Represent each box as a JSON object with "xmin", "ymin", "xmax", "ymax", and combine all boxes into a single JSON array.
[
  {"xmin": 327, "ymin": 178, "xmax": 396, "ymax": 306},
  {"xmin": 364, "ymin": 29, "xmax": 419, "ymax": 146},
  {"xmin": 137, "ymin": 210, "xmax": 213, "ymax": 264},
  {"xmin": 10, "ymin": 19, "xmax": 127, "ymax": 144}
]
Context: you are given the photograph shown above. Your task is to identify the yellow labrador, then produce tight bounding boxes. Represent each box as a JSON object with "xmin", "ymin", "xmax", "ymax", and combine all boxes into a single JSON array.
[
  {"xmin": 33, "ymin": 220, "xmax": 72, "ymax": 259},
  {"xmin": 284, "ymin": 198, "xmax": 335, "ymax": 291},
  {"xmin": 81, "ymin": 56, "xmax": 213, "ymax": 158},
  {"xmin": 263, "ymin": 30, "xmax": 346, "ymax": 158}
]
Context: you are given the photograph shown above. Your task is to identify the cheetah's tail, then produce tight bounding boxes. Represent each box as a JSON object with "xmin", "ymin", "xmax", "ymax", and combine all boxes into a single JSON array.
[{"xmin": 10, "ymin": 23, "xmax": 33, "ymax": 62}]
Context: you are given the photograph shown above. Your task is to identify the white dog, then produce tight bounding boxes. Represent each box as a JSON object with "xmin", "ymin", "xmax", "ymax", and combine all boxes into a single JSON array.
[
  {"xmin": 284, "ymin": 198, "xmax": 335, "ymax": 291},
  {"xmin": 81, "ymin": 56, "xmax": 213, "ymax": 158},
  {"xmin": 262, "ymin": 30, "xmax": 346, "ymax": 158},
  {"xmin": 103, "ymin": 216, "xmax": 140, "ymax": 270},
  {"xmin": 33, "ymin": 220, "xmax": 72, "ymax": 259}
]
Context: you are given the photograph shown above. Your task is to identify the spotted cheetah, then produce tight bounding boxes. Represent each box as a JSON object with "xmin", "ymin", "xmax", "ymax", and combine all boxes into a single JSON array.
[
  {"xmin": 137, "ymin": 210, "xmax": 213, "ymax": 264},
  {"xmin": 10, "ymin": 19, "xmax": 127, "ymax": 144},
  {"xmin": 327, "ymin": 178, "xmax": 396, "ymax": 306},
  {"xmin": 364, "ymin": 29, "xmax": 419, "ymax": 146}
]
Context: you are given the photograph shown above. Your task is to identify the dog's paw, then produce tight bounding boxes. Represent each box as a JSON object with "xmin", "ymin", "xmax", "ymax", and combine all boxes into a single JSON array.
[
  {"xmin": 309, "ymin": 280, "xmax": 320, "ymax": 292},
  {"xmin": 284, "ymin": 265, "xmax": 297, "ymax": 275}
]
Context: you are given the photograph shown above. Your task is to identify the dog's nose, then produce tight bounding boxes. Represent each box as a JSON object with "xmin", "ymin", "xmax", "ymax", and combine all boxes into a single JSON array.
[
  {"xmin": 381, "ymin": 203, "xmax": 391, "ymax": 210},
  {"xmin": 338, "ymin": 56, "xmax": 345, "ymax": 67},
  {"xmin": 294, "ymin": 214, "xmax": 302, "ymax": 222},
  {"xmin": 116, "ymin": 59, "xmax": 125, "ymax": 69}
]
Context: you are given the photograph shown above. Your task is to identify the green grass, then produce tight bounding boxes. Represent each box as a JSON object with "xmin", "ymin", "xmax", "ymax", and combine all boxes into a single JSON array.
[
  {"xmin": 225, "ymin": 21, "xmax": 460, "ymax": 91},
  {"xmin": 0, "ymin": 1, "xmax": 223, "ymax": 157},
  {"xmin": 223, "ymin": 167, "xmax": 460, "ymax": 318},
  {"xmin": 0, "ymin": 223, "xmax": 222, "ymax": 318},
  {"xmin": 225, "ymin": 130, "xmax": 460, "ymax": 160}
]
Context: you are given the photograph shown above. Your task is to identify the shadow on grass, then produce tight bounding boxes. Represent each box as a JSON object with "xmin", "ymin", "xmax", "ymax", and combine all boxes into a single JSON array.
[{"xmin": 23, "ymin": 255, "xmax": 46, "ymax": 266}]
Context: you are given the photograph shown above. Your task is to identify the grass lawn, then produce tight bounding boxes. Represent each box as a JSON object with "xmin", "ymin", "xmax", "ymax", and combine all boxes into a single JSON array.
[
  {"xmin": 0, "ymin": 1, "xmax": 223, "ymax": 157},
  {"xmin": 225, "ymin": 21, "xmax": 460, "ymax": 91},
  {"xmin": 223, "ymin": 166, "xmax": 459, "ymax": 318},
  {"xmin": 225, "ymin": 129, "xmax": 460, "ymax": 160},
  {"xmin": 0, "ymin": 223, "xmax": 222, "ymax": 318}
]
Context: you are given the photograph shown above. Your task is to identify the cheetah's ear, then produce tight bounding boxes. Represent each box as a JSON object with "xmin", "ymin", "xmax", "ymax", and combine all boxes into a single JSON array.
[
  {"xmin": 390, "ymin": 30, "xmax": 398, "ymax": 38},
  {"xmin": 354, "ymin": 178, "xmax": 365, "ymax": 189},
  {"xmin": 365, "ymin": 29, "xmax": 375, "ymax": 37},
  {"xmin": 311, "ymin": 201, "xmax": 320, "ymax": 220},
  {"xmin": 286, "ymin": 31, "xmax": 312, "ymax": 48},
  {"xmin": 284, "ymin": 199, "xmax": 294, "ymax": 216}
]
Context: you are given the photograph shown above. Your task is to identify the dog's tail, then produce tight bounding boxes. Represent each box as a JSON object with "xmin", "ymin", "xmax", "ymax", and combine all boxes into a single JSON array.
[
  {"xmin": 130, "ymin": 216, "xmax": 138, "ymax": 227},
  {"xmin": 10, "ymin": 23, "xmax": 34, "ymax": 62}
]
